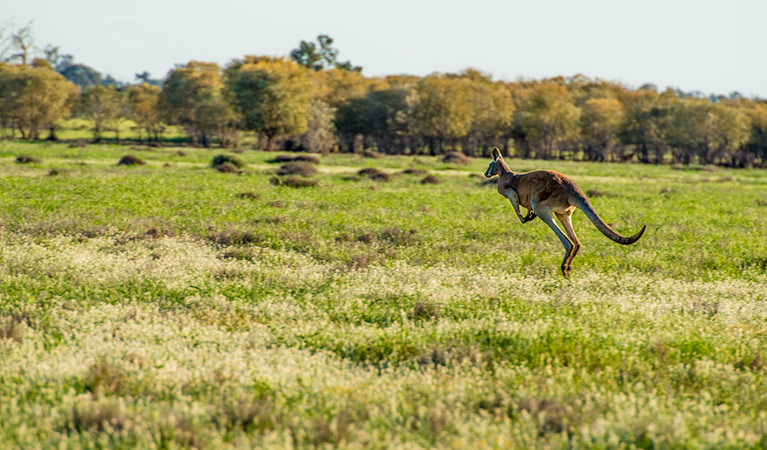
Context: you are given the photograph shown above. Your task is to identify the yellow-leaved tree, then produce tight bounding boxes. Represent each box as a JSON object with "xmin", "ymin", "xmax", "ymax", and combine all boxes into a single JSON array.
[
  {"xmin": 224, "ymin": 56, "xmax": 312, "ymax": 150},
  {"xmin": 0, "ymin": 59, "xmax": 78, "ymax": 140}
]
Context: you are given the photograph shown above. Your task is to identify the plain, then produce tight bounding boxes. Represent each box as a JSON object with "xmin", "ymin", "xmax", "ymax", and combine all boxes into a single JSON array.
[{"xmin": 1, "ymin": 141, "xmax": 766, "ymax": 449}]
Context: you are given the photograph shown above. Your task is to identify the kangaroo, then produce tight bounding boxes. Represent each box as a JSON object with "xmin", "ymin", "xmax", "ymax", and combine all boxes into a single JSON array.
[{"xmin": 484, "ymin": 148, "xmax": 646, "ymax": 277}]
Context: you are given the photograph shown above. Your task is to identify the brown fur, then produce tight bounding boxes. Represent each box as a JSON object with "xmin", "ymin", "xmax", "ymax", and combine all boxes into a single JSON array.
[{"xmin": 485, "ymin": 148, "xmax": 646, "ymax": 277}]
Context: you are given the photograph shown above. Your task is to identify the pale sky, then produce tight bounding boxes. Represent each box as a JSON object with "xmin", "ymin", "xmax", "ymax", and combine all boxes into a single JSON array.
[{"xmin": 5, "ymin": 0, "xmax": 766, "ymax": 97}]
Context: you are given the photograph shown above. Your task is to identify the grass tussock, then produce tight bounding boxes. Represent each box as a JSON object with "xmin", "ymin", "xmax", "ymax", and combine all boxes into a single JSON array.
[
  {"xmin": 215, "ymin": 162, "xmax": 241, "ymax": 173},
  {"xmin": 117, "ymin": 155, "xmax": 146, "ymax": 166},
  {"xmin": 358, "ymin": 167, "xmax": 391, "ymax": 182},
  {"xmin": 211, "ymin": 154, "xmax": 246, "ymax": 170},
  {"xmin": 238, "ymin": 191, "xmax": 259, "ymax": 200},
  {"xmin": 269, "ymin": 154, "xmax": 320, "ymax": 164},
  {"xmin": 269, "ymin": 176, "xmax": 318, "ymax": 188},
  {"xmin": 421, "ymin": 174, "xmax": 441, "ymax": 184},
  {"xmin": 442, "ymin": 151, "xmax": 470, "ymax": 165},
  {"xmin": 16, "ymin": 154, "xmax": 42, "ymax": 164},
  {"xmin": 402, "ymin": 168, "xmax": 427, "ymax": 175},
  {"xmin": 277, "ymin": 162, "xmax": 318, "ymax": 177}
]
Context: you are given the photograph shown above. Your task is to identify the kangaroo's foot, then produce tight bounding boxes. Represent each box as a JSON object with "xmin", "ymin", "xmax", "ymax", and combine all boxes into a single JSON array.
[{"xmin": 521, "ymin": 210, "xmax": 537, "ymax": 223}]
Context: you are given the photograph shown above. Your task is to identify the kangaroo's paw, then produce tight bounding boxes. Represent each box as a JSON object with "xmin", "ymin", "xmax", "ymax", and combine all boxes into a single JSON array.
[{"xmin": 522, "ymin": 211, "xmax": 537, "ymax": 223}]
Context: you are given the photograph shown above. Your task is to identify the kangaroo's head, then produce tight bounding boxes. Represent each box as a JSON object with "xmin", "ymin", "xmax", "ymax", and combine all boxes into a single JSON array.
[{"xmin": 484, "ymin": 148, "xmax": 503, "ymax": 178}]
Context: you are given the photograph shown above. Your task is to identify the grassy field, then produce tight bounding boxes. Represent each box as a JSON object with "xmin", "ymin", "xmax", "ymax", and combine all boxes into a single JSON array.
[{"xmin": 0, "ymin": 140, "xmax": 766, "ymax": 449}]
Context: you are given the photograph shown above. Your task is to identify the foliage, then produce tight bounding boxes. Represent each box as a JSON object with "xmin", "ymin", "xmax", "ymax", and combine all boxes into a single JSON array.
[
  {"xmin": 0, "ymin": 62, "xmax": 78, "ymax": 140},
  {"xmin": 513, "ymin": 82, "xmax": 581, "ymax": 158},
  {"xmin": 79, "ymin": 85, "xmax": 129, "ymax": 143},
  {"xmin": 301, "ymin": 99, "xmax": 337, "ymax": 153},
  {"xmin": 126, "ymin": 83, "xmax": 165, "ymax": 142},
  {"xmin": 224, "ymin": 57, "xmax": 312, "ymax": 149},
  {"xmin": 290, "ymin": 34, "xmax": 361, "ymax": 72},
  {"xmin": 158, "ymin": 61, "xmax": 236, "ymax": 147}
]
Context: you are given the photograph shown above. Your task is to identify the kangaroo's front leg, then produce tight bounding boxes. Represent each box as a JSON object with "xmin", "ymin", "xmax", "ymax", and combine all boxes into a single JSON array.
[{"xmin": 506, "ymin": 189, "xmax": 536, "ymax": 223}]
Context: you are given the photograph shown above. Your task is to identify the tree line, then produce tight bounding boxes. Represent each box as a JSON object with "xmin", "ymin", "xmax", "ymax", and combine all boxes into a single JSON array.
[{"xmin": 0, "ymin": 28, "xmax": 765, "ymax": 167}]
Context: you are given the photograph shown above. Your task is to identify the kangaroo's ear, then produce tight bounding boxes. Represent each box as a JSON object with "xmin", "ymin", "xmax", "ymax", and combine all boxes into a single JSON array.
[{"xmin": 492, "ymin": 147, "xmax": 502, "ymax": 161}]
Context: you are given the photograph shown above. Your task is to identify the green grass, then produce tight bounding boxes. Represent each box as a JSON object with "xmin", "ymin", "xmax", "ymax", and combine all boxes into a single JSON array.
[{"xmin": 1, "ymin": 141, "xmax": 766, "ymax": 448}]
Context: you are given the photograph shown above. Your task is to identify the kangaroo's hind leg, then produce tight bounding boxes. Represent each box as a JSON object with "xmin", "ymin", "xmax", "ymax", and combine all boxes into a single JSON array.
[
  {"xmin": 556, "ymin": 211, "xmax": 580, "ymax": 274},
  {"xmin": 531, "ymin": 194, "xmax": 574, "ymax": 277}
]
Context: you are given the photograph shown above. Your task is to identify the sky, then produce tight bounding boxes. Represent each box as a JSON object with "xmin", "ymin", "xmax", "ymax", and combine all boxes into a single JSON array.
[{"xmin": 4, "ymin": 0, "xmax": 766, "ymax": 97}]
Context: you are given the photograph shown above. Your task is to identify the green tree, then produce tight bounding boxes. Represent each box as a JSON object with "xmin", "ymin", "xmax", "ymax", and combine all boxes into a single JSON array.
[
  {"xmin": 619, "ymin": 89, "xmax": 676, "ymax": 164},
  {"xmin": 741, "ymin": 103, "xmax": 767, "ymax": 167},
  {"xmin": 301, "ymin": 99, "xmax": 337, "ymax": 153},
  {"xmin": 459, "ymin": 69, "xmax": 515, "ymax": 156},
  {"xmin": 513, "ymin": 82, "xmax": 581, "ymax": 159},
  {"xmin": 158, "ymin": 61, "xmax": 236, "ymax": 147},
  {"xmin": 0, "ymin": 61, "xmax": 78, "ymax": 140},
  {"xmin": 127, "ymin": 83, "xmax": 165, "ymax": 142},
  {"xmin": 335, "ymin": 85, "xmax": 410, "ymax": 153},
  {"xmin": 407, "ymin": 75, "xmax": 475, "ymax": 154},
  {"xmin": 290, "ymin": 34, "xmax": 361, "ymax": 72},
  {"xmin": 581, "ymin": 98, "xmax": 625, "ymax": 161},
  {"xmin": 80, "ymin": 84, "xmax": 128, "ymax": 143},
  {"xmin": 224, "ymin": 57, "xmax": 312, "ymax": 150},
  {"xmin": 668, "ymin": 98, "xmax": 750, "ymax": 165}
]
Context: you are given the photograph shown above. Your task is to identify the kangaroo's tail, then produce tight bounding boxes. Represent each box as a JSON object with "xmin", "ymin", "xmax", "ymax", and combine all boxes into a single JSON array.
[{"xmin": 574, "ymin": 196, "xmax": 646, "ymax": 245}]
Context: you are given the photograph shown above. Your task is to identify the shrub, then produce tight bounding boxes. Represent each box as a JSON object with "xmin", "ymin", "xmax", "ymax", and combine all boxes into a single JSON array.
[
  {"xmin": 117, "ymin": 155, "xmax": 146, "ymax": 166},
  {"xmin": 402, "ymin": 168, "xmax": 427, "ymax": 175},
  {"xmin": 211, "ymin": 154, "xmax": 246, "ymax": 169},
  {"xmin": 442, "ymin": 151, "xmax": 470, "ymax": 165},
  {"xmin": 421, "ymin": 174, "xmax": 440, "ymax": 184},
  {"xmin": 277, "ymin": 162, "xmax": 318, "ymax": 177},
  {"xmin": 270, "ymin": 176, "xmax": 318, "ymax": 188},
  {"xmin": 238, "ymin": 192, "xmax": 258, "ymax": 200},
  {"xmin": 16, "ymin": 155, "xmax": 41, "ymax": 164},
  {"xmin": 269, "ymin": 154, "xmax": 320, "ymax": 164},
  {"xmin": 358, "ymin": 168, "xmax": 391, "ymax": 182},
  {"xmin": 215, "ymin": 162, "xmax": 240, "ymax": 173}
]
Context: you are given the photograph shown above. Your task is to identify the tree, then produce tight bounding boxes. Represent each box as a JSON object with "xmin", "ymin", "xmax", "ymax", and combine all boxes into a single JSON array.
[
  {"xmin": 158, "ymin": 61, "xmax": 236, "ymax": 147},
  {"xmin": 0, "ymin": 61, "xmax": 78, "ymax": 140},
  {"xmin": 513, "ymin": 82, "xmax": 581, "ymax": 159},
  {"xmin": 581, "ymin": 98, "xmax": 625, "ymax": 161},
  {"xmin": 127, "ymin": 83, "xmax": 165, "ymax": 142},
  {"xmin": 407, "ymin": 75, "xmax": 475, "ymax": 154},
  {"xmin": 741, "ymin": 103, "xmax": 767, "ymax": 167},
  {"xmin": 335, "ymin": 85, "xmax": 410, "ymax": 153},
  {"xmin": 224, "ymin": 56, "xmax": 312, "ymax": 150},
  {"xmin": 619, "ymin": 89, "xmax": 676, "ymax": 164},
  {"xmin": 1, "ymin": 23, "xmax": 35, "ymax": 65},
  {"xmin": 302, "ymin": 99, "xmax": 337, "ymax": 153},
  {"xmin": 460, "ymin": 70, "xmax": 515, "ymax": 156},
  {"xmin": 80, "ymin": 85, "xmax": 129, "ymax": 142},
  {"xmin": 290, "ymin": 34, "xmax": 361, "ymax": 72},
  {"xmin": 668, "ymin": 98, "xmax": 750, "ymax": 165}
]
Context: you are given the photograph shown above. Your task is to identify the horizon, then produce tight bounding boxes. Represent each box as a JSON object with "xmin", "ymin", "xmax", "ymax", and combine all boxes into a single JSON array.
[{"xmin": 5, "ymin": 0, "xmax": 766, "ymax": 98}]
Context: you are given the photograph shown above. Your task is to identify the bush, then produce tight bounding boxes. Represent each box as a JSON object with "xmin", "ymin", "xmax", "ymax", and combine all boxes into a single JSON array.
[
  {"xmin": 215, "ymin": 162, "xmax": 240, "ymax": 173},
  {"xmin": 211, "ymin": 154, "xmax": 246, "ymax": 169},
  {"xmin": 277, "ymin": 162, "xmax": 318, "ymax": 177},
  {"xmin": 269, "ymin": 154, "xmax": 320, "ymax": 164},
  {"xmin": 117, "ymin": 155, "xmax": 146, "ymax": 166},
  {"xmin": 402, "ymin": 168, "xmax": 427, "ymax": 175},
  {"xmin": 421, "ymin": 174, "xmax": 441, "ymax": 184},
  {"xmin": 442, "ymin": 151, "xmax": 470, "ymax": 165},
  {"xmin": 270, "ymin": 176, "xmax": 318, "ymax": 188},
  {"xmin": 358, "ymin": 168, "xmax": 391, "ymax": 182},
  {"xmin": 16, "ymin": 155, "xmax": 41, "ymax": 164}
]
